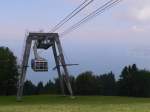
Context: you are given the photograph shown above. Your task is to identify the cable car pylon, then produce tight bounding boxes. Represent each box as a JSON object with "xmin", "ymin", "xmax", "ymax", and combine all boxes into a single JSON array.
[
  {"xmin": 17, "ymin": 32, "xmax": 73, "ymax": 101},
  {"xmin": 17, "ymin": 0, "xmax": 123, "ymax": 101}
]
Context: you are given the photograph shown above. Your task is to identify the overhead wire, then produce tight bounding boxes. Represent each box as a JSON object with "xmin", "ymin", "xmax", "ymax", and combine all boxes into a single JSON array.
[
  {"xmin": 41, "ymin": 0, "xmax": 122, "ymax": 61},
  {"xmin": 60, "ymin": 0, "xmax": 122, "ymax": 37},
  {"xmin": 49, "ymin": 0, "xmax": 94, "ymax": 65},
  {"xmin": 61, "ymin": 0, "xmax": 122, "ymax": 36},
  {"xmin": 48, "ymin": 0, "xmax": 123, "ymax": 65},
  {"xmin": 49, "ymin": 0, "xmax": 94, "ymax": 33}
]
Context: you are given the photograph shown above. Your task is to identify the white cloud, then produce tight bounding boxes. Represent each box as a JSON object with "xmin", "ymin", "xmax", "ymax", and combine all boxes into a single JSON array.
[
  {"xmin": 123, "ymin": 0, "xmax": 150, "ymax": 22},
  {"xmin": 135, "ymin": 7, "xmax": 150, "ymax": 21},
  {"xmin": 131, "ymin": 26, "xmax": 145, "ymax": 32},
  {"xmin": 113, "ymin": 0, "xmax": 150, "ymax": 34}
]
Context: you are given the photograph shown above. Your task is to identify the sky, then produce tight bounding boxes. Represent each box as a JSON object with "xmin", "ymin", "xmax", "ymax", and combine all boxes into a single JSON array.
[{"xmin": 0, "ymin": 0, "xmax": 150, "ymax": 84}]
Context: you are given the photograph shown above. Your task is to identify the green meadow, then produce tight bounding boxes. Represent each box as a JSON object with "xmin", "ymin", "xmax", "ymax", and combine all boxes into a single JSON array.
[{"xmin": 0, "ymin": 95, "xmax": 150, "ymax": 112}]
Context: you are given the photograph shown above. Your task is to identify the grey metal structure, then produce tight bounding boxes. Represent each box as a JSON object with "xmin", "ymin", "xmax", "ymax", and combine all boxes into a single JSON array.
[{"xmin": 17, "ymin": 32, "xmax": 73, "ymax": 101}]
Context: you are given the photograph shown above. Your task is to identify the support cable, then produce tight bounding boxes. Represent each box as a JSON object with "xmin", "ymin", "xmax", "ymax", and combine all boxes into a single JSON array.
[
  {"xmin": 50, "ymin": 0, "xmax": 94, "ymax": 33},
  {"xmin": 61, "ymin": 0, "xmax": 122, "ymax": 36}
]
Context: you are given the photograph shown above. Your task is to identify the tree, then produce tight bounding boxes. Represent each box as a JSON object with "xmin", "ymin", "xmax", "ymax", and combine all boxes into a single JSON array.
[
  {"xmin": 44, "ymin": 80, "xmax": 56, "ymax": 94},
  {"xmin": 53, "ymin": 78, "xmax": 62, "ymax": 94},
  {"xmin": 117, "ymin": 64, "xmax": 150, "ymax": 97},
  {"xmin": 35, "ymin": 82, "xmax": 44, "ymax": 95},
  {"xmin": 75, "ymin": 71, "xmax": 97, "ymax": 95},
  {"xmin": 131, "ymin": 70, "xmax": 150, "ymax": 97},
  {"xmin": 97, "ymin": 72, "xmax": 116, "ymax": 96},
  {"xmin": 52, "ymin": 75, "xmax": 76, "ymax": 95},
  {"xmin": 117, "ymin": 64, "xmax": 137, "ymax": 96},
  {"xmin": 23, "ymin": 80, "xmax": 36, "ymax": 95},
  {"xmin": 0, "ymin": 47, "xmax": 19, "ymax": 95}
]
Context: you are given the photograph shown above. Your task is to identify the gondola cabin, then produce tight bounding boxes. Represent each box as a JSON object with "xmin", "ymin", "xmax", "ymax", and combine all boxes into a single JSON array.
[{"xmin": 31, "ymin": 58, "xmax": 48, "ymax": 72}]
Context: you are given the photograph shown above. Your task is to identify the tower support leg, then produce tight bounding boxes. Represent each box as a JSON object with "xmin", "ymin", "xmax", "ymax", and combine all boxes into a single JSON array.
[
  {"xmin": 17, "ymin": 38, "xmax": 32, "ymax": 101},
  {"xmin": 55, "ymin": 37, "xmax": 73, "ymax": 96},
  {"xmin": 52, "ymin": 42, "xmax": 65, "ymax": 95}
]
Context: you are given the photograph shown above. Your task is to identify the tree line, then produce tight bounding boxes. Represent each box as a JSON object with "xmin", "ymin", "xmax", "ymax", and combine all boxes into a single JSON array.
[
  {"xmin": 23, "ymin": 64, "xmax": 150, "ymax": 97},
  {"xmin": 1, "ymin": 47, "xmax": 150, "ymax": 97}
]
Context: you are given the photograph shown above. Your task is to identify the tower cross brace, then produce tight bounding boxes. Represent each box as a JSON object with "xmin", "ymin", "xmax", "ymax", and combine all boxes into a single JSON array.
[{"xmin": 17, "ymin": 32, "xmax": 73, "ymax": 101}]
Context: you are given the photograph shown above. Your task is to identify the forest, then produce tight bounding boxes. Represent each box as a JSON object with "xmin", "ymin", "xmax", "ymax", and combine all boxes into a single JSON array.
[{"xmin": 1, "ymin": 46, "xmax": 150, "ymax": 97}]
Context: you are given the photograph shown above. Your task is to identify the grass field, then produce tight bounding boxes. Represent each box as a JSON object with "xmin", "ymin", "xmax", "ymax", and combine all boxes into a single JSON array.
[{"xmin": 0, "ymin": 95, "xmax": 150, "ymax": 112}]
